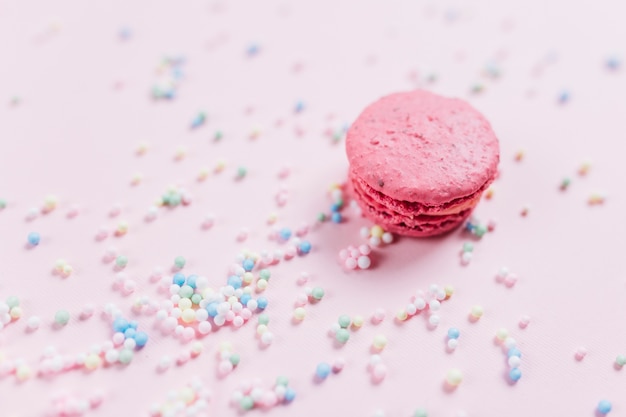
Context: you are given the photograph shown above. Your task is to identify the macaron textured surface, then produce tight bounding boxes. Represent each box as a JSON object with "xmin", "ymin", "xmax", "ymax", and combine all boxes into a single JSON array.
[{"xmin": 346, "ymin": 90, "xmax": 500, "ymax": 236}]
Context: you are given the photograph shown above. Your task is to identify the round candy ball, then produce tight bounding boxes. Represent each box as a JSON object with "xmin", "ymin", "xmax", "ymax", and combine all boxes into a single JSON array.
[
  {"xmin": 27, "ymin": 232, "xmax": 40, "ymax": 246},
  {"xmin": 598, "ymin": 400, "xmax": 612, "ymax": 415},
  {"xmin": 315, "ymin": 362, "xmax": 331, "ymax": 379},
  {"xmin": 54, "ymin": 310, "xmax": 70, "ymax": 326},
  {"xmin": 446, "ymin": 368, "xmax": 463, "ymax": 386}
]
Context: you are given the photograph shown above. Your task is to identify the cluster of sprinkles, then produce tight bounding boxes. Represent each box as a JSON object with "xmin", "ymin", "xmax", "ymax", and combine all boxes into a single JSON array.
[
  {"xmin": 394, "ymin": 284, "xmax": 454, "ymax": 328},
  {"xmin": 149, "ymin": 378, "xmax": 211, "ymax": 417},
  {"xmin": 495, "ymin": 267, "xmax": 518, "ymax": 288},
  {"xmin": 48, "ymin": 390, "xmax": 104, "ymax": 417},
  {"xmin": 152, "ymin": 56, "xmax": 185, "ymax": 100},
  {"xmin": 495, "ymin": 328, "xmax": 523, "ymax": 383},
  {"xmin": 231, "ymin": 376, "xmax": 296, "ymax": 412},
  {"xmin": 0, "ymin": 296, "xmax": 22, "ymax": 331}
]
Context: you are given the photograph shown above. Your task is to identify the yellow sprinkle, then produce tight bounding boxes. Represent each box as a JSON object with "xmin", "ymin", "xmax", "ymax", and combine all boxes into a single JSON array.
[
  {"xmin": 62, "ymin": 264, "xmax": 73, "ymax": 275},
  {"xmin": 471, "ymin": 305, "xmax": 484, "ymax": 318},
  {"xmin": 256, "ymin": 324, "xmax": 268, "ymax": 335},
  {"xmin": 136, "ymin": 142, "xmax": 149, "ymax": 155},
  {"xmin": 578, "ymin": 162, "xmax": 591, "ymax": 176},
  {"xmin": 371, "ymin": 225, "xmax": 384, "ymax": 238},
  {"xmin": 484, "ymin": 187, "xmax": 494, "ymax": 200},
  {"xmin": 267, "ymin": 213, "xmax": 278, "ymax": 224},
  {"xmin": 227, "ymin": 296, "xmax": 238, "ymax": 305},
  {"xmin": 588, "ymin": 193, "xmax": 605, "ymax": 205},
  {"xmin": 191, "ymin": 341, "xmax": 204, "ymax": 355},
  {"xmin": 197, "ymin": 168, "xmax": 209, "ymax": 181},
  {"xmin": 219, "ymin": 341, "xmax": 233, "ymax": 352},
  {"xmin": 84, "ymin": 353, "xmax": 103, "ymax": 370},
  {"xmin": 130, "ymin": 173, "xmax": 143, "ymax": 185},
  {"xmin": 352, "ymin": 315, "xmax": 364, "ymax": 329},
  {"xmin": 495, "ymin": 328, "xmax": 509, "ymax": 341},
  {"xmin": 55, "ymin": 259, "xmax": 67, "ymax": 271},
  {"xmin": 444, "ymin": 285, "xmax": 455, "ymax": 298},
  {"xmin": 396, "ymin": 309, "xmax": 408, "ymax": 321},
  {"xmin": 9, "ymin": 307, "xmax": 22, "ymax": 319},
  {"xmin": 174, "ymin": 146, "xmax": 187, "ymax": 160},
  {"xmin": 256, "ymin": 279, "xmax": 268, "ymax": 292},
  {"xmin": 214, "ymin": 160, "xmax": 226, "ymax": 173},
  {"xmin": 242, "ymin": 272, "xmax": 254, "ymax": 285},
  {"xmin": 15, "ymin": 365, "xmax": 33, "ymax": 381},
  {"xmin": 514, "ymin": 150, "xmax": 525, "ymax": 161},
  {"xmin": 179, "ymin": 387, "xmax": 196, "ymax": 405}
]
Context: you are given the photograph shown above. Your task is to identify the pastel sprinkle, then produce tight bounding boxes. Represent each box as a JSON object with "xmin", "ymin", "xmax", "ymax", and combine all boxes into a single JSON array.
[
  {"xmin": 54, "ymin": 310, "xmax": 70, "ymax": 326},
  {"xmin": 315, "ymin": 362, "xmax": 331, "ymax": 380},
  {"xmin": 446, "ymin": 368, "xmax": 463, "ymax": 386},
  {"xmin": 27, "ymin": 232, "xmax": 40, "ymax": 246},
  {"xmin": 598, "ymin": 400, "xmax": 612, "ymax": 415}
]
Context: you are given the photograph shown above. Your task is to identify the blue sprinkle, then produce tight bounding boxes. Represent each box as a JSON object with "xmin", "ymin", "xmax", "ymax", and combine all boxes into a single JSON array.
[
  {"xmin": 294, "ymin": 100, "xmax": 305, "ymax": 113},
  {"xmin": 172, "ymin": 273, "xmax": 186, "ymax": 286},
  {"xmin": 279, "ymin": 227, "xmax": 292, "ymax": 241},
  {"xmin": 507, "ymin": 347, "xmax": 522, "ymax": 358},
  {"xmin": 257, "ymin": 297, "xmax": 268, "ymax": 310},
  {"xmin": 298, "ymin": 240, "xmax": 312, "ymax": 255},
  {"xmin": 227, "ymin": 275, "xmax": 243, "ymax": 289},
  {"xmin": 191, "ymin": 112, "xmax": 206, "ymax": 129},
  {"xmin": 331, "ymin": 212, "xmax": 342, "ymax": 223},
  {"xmin": 112, "ymin": 318, "xmax": 129, "ymax": 333},
  {"xmin": 124, "ymin": 328, "xmax": 136, "ymax": 339},
  {"xmin": 558, "ymin": 90, "xmax": 570, "ymax": 104},
  {"xmin": 606, "ymin": 57, "xmax": 621, "ymax": 71},
  {"xmin": 447, "ymin": 327, "xmax": 460, "ymax": 339},
  {"xmin": 185, "ymin": 275, "xmax": 198, "ymax": 289},
  {"xmin": 330, "ymin": 201, "xmax": 343, "ymax": 212},
  {"xmin": 598, "ymin": 400, "xmax": 612, "ymax": 414},
  {"xmin": 315, "ymin": 362, "xmax": 331, "ymax": 379},
  {"xmin": 246, "ymin": 43, "xmax": 260, "ymax": 56},
  {"xmin": 509, "ymin": 367, "xmax": 522, "ymax": 382},
  {"xmin": 128, "ymin": 320, "xmax": 138, "ymax": 330},
  {"xmin": 134, "ymin": 331, "xmax": 149, "ymax": 348},
  {"xmin": 242, "ymin": 258, "xmax": 255, "ymax": 272},
  {"xmin": 239, "ymin": 294, "xmax": 251, "ymax": 306},
  {"xmin": 206, "ymin": 302, "xmax": 218, "ymax": 317},
  {"xmin": 27, "ymin": 232, "xmax": 40, "ymax": 246},
  {"xmin": 284, "ymin": 388, "xmax": 296, "ymax": 403}
]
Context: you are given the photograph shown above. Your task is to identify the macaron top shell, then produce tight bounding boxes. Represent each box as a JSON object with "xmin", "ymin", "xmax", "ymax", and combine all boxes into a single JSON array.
[{"xmin": 345, "ymin": 90, "xmax": 499, "ymax": 206}]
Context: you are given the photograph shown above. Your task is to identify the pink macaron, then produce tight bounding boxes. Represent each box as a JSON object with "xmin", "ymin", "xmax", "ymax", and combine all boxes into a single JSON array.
[{"xmin": 346, "ymin": 90, "xmax": 499, "ymax": 237}]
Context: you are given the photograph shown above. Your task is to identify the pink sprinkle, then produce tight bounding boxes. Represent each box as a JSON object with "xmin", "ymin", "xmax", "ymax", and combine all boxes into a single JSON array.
[
  {"xmin": 295, "ymin": 293, "xmax": 308, "ymax": 306},
  {"xmin": 371, "ymin": 363, "xmax": 388, "ymax": 383},
  {"xmin": 236, "ymin": 228, "xmax": 249, "ymax": 242},
  {"xmin": 487, "ymin": 220, "xmax": 497, "ymax": 231},
  {"xmin": 261, "ymin": 391, "xmax": 278, "ymax": 408},
  {"xmin": 297, "ymin": 272, "xmax": 309, "ymax": 285},
  {"xmin": 240, "ymin": 308, "xmax": 252, "ymax": 320},
  {"xmin": 95, "ymin": 227, "xmax": 109, "ymax": 241},
  {"xmin": 372, "ymin": 308, "xmax": 386, "ymax": 323},
  {"xmin": 574, "ymin": 346, "xmax": 587, "ymax": 361},
  {"xmin": 284, "ymin": 246, "xmax": 297, "ymax": 260},
  {"xmin": 295, "ymin": 224, "xmax": 309, "ymax": 237},
  {"xmin": 359, "ymin": 244, "xmax": 372, "ymax": 255},
  {"xmin": 66, "ymin": 206, "xmax": 79, "ymax": 219},
  {"xmin": 181, "ymin": 194, "xmax": 192, "ymax": 205},
  {"xmin": 149, "ymin": 267, "xmax": 163, "ymax": 283},
  {"xmin": 80, "ymin": 304, "xmax": 95, "ymax": 320},
  {"xmin": 89, "ymin": 391, "xmax": 104, "ymax": 408},
  {"xmin": 218, "ymin": 359, "xmax": 234, "ymax": 376},
  {"xmin": 176, "ymin": 351, "xmax": 191, "ymax": 365},
  {"xmin": 518, "ymin": 315, "xmax": 530, "ymax": 329},
  {"xmin": 504, "ymin": 274, "xmax": 518, "ymax": 288},
  {"xmin": 277, "ymin": 166, "xmax": 290, "ymax": 179},
  {"xmin": 345, "ymin": 257, "xmax": 357, "ymax": 270},
  {"xmin": 332, "ymin": 358, "xmax": 346, "ymax": 373},
  {"xmin": 338, "ymin": 249, "xmax": 349, "ymax": 260},
  {"xmin": 275, "ymin": 191, "xmax": 288, "ymax": 207},
  {"xmin": 112, "ymin": 332, "xmax": 125, "ymax": 346},
  {"xmin": 350, "ymin": 248, "xmax": 360, "ymax": 258},
  {"xmin": 109, "ymin": 205, "xmax": 121, "ymax": 217}
]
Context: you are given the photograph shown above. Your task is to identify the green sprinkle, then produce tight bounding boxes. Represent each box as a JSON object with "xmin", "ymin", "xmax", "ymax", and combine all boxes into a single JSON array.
[
  {"xmin": 214, "ymin": 130, "xmax": 223, "ymax": 141},
  {"xmin": 237, "ymin": 167, "xmax": 247, "ymax": 179},
  {"xmin": 332, "ymin": 131, "xmax": 342, "ymax": 143},
  {"xmin": 258, "ymin": 313, "xmax": 270, "ymax": 326},
  {"xmin": 191, "ymin": 293, "xmax": 202, "ymax": 305},
  {"xmin": 414, "ymin": 408, "xmax": 428, "ymax": 417},
  {"xmin": 311, "ymin": 287, "xmax": 325, "ymax": 301},
  {"xmin": 0, "ymin": 198, "xmax": 6, "ymax": 209},
  {"xmin": 462, "ymin": 242, "xmax": 474, "ymax": 253},
  {"xmin": 240, "ymin": 396, "xmax": 254, "ymax": 410},
  {"xmin": 229, "ymin": 353, "xmax": 240, "ymax": 366},
  {"xmin": 258, "ymin": 269, "xmax": 271, "ymax": 280},
  {"xmin": 338, "ymin": 315, "xmax": 351, "ymax": 329},
  {"xmin": 335, "ymin": 328, "xmax": 350, "ymax": 344},
  {"xmin": 276, "ymin": 376, "xmax": 289, "ymax": 387},
  {"xmin": 561, "ymin": 178, "xmax": 571, "ymax": 190},
  {"xmin": 115, "ymin": 255, "xmax": 128, "ymax": 268},
  {"xmin": 174, "ymin": 256, "xmax": 186, "ymax": 269},
  {"xmin": 118, "ymin": 348, "xmax": 134, "ymax": 364},
  {"xmin": 6, "ymin": 296, "xmax": 19, "ymax": 308},
  {"xmin": 474, "ymin": 225, "xmax": 487, "ymax": 238},
  {"xmin": 616, "ymin": 355, "xmax": 626, "ymax": 367},
  {"xmin": 179, "ymin": 285, "xmax": 194, "ymax": 299},
  {"xmin": 54, "ymin": 310, "xmax": 70, "ymax": 326},
  {"xmin": 471, "ymin": 83, "xmax": 484, "ymax": 94},
  {"xmin": 169, "ymin": 193, "xmax": 181, "ymax": 206}
]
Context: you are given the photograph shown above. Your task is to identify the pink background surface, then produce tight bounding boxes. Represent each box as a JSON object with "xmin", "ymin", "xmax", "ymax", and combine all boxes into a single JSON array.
[{"xmin": 1, "ymin": 0, "xmax": 626, "ymax": 416}]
